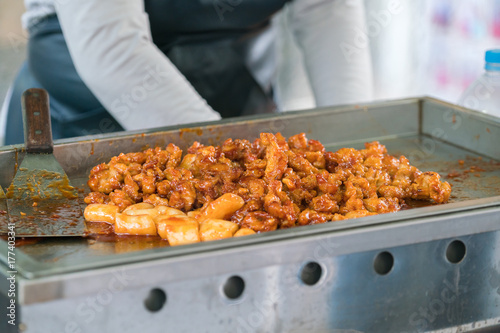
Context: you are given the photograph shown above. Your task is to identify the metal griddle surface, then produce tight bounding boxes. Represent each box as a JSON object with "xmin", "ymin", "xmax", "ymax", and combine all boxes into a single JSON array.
[
  {"xmin": 1, "ymin": 97, "xmax": 499, "ymax": 278},
  {"xmin": 6, "ymin": 135, "xmax": 500, "ymax": 272}
]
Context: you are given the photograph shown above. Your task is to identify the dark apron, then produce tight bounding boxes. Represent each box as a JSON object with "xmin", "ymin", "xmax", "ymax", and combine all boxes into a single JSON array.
[
  {"xmin": 5, "ymin": 1, "xmax": 289, "ymax": 145},
  {"xmin": 145, "ymin": 0, "xmax": 290, "ymax": 117}
]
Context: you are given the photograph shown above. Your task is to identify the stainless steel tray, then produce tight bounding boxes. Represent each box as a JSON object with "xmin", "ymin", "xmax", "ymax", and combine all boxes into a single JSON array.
[
  {"xmin": 1, "ymin": 97, "xmax": 499, "ymax": 278},
  {"xmin": 1, "ymin": 97, "xmax": 499, "ymax": 333}
]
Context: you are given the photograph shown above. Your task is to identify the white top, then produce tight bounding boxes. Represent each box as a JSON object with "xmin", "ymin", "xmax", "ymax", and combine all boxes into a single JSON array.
[{"xmin": 22, "ymin": 0, "xmax": 373, "ymax": 131}]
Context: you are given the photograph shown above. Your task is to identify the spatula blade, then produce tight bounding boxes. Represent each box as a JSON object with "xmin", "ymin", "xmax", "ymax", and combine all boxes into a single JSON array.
[
  {"xmin": 9, "ymin": 154, "xmax": 78, "ymax": 200},
  {"xmin": 7, "ymin": 197, "xmax": 86, "ymax": 236},
  {"xmin": 4, "ymin": 155, "xmax": 87, "ymax": 236}
]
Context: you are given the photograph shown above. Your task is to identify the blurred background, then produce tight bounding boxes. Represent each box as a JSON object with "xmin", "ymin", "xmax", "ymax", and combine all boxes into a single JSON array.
[
  {"xmin": 0, "ymin": 0, "xmax": 25, "ymax": 109},
  {"xmin": 0, "ymin": 0, "xmax": 499, "ymax": 117},
  {"xmin": 366, "ymin": 0, "xmax": 500, "ymax": 104}
]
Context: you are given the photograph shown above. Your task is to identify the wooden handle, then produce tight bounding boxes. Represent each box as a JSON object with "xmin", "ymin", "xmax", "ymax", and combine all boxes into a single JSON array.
[{"xmin": 21, "ymin": 88, "xmax": 53, "ymax": 154}]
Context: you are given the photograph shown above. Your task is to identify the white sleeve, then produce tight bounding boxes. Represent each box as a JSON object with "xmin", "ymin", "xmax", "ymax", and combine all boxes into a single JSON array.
[
  {"xmin": 288, "ymin": 0, "xmax": 374, "ymax": 106},
  {"xmin": 54, "ymin": 0, "xmax": 221, "ymax": 131}
]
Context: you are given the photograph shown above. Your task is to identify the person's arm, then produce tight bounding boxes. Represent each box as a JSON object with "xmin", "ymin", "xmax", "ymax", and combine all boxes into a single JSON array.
[
  {"xmin": 55, "ymin": 0, "xmax": 220, "ymax": 131},
  {"xmin": 288, "ymin": 0, "xmax": 374, "ymax": 106}
]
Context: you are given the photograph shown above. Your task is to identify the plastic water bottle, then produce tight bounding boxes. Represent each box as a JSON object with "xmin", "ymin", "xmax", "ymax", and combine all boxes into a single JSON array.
[{"xmin": 458, "ymin": 49, "xmax": 500, "ymax": 117}]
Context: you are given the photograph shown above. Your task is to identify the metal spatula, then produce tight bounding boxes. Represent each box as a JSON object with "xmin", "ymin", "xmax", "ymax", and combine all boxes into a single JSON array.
[{"xmin": 5, "ymin": 88, "xmax": 87, "ymax": 237}]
